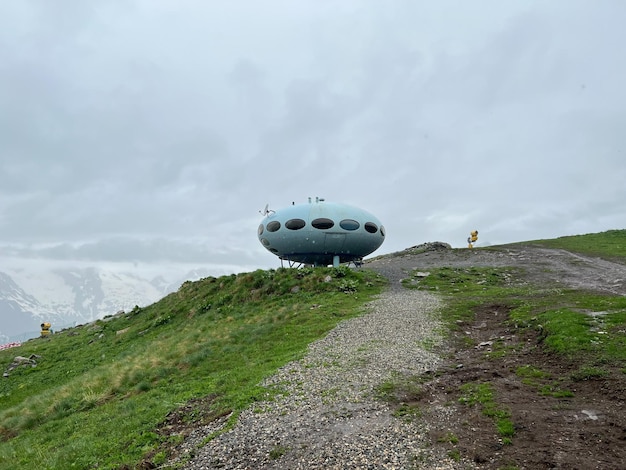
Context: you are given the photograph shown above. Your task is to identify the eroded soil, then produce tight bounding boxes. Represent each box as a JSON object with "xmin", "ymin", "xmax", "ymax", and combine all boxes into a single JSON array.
[{"xmin": 367, "ymin": 244, "xmax": 626, "ymax": 469}]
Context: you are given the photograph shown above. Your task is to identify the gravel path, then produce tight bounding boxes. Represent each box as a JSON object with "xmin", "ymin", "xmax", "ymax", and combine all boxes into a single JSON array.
[{"xmin": 183, "ymin": 280, "xmax": 468, "ymax": 469}]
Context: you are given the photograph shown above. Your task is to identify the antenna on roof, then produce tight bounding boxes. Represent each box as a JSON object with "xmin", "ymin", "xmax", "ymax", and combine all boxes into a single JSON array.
[{"xmin": 259, "ymin": 203, "xmax": 274, "ymax": 216}]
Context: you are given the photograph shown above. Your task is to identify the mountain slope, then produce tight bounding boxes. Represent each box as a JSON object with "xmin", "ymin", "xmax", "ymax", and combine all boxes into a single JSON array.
[{"xmin": 0, "ymin": 272, "xmax": 42, "ymax": 338}]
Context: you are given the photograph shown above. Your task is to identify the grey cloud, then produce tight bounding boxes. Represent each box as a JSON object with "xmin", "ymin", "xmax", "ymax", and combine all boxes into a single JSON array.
[
  {"xmin": 2, "ymin": 236, "xmax": 262, "ymax": 266},
  {"xmin": 0, "ymin": 0, "xmax": 624, "ymax": 272}
]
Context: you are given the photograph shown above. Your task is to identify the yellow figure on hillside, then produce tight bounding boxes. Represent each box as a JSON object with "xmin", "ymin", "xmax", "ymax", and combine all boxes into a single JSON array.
[
  {"xmin": 467, "ymin": 230, "xmax": 478, "ymax": 249},
  {"xmin": 40, "ymin": 322, "xmax": 51, "ymax": 338}
]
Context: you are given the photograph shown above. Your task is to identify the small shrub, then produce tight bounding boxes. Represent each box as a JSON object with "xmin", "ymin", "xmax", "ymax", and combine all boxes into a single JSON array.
[
  {"xmin": 153, "ymin": 315, "xmax": 172, "ymax": 327},
  {"xmin": 269, "ymin": 445, "xmax": 289, "ymax": 459},
  {"xmin": 437, "ymin": 432, "xmax": 459, "ymax": 444},
  {"xmin": 516, "ymin": 365, "xmax": 550, "ymax": 379},
  {"xmin": 496, "ymin": 418, "xmax": 515, "ymax": 437},
  {"xmin": 337, "ymin": 279, "xmax": 358, "ymax": 293},
  {"xmin": 447, "ymin": 449, "xmax": 461, "ymax": 461},
  {"xmin": 570, "ymin": 366, "xmax": 610, "ymax": 381},
  {"xmin": 393, "ymin": 403, "xmax": 422, "ymax": 420},
  {"xmin": 136, "ymin": 382, "xmax": 151, "ymax": 393},
  {"xmin": 459, "ymin": 382, "xmax": 515, "ymax": 439}
]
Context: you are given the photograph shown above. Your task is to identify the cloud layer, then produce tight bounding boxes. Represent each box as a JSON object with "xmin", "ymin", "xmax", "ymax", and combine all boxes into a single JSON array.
[{"xmin": 1, "ymin": 0, "xmax": 625, "ymax": 272}]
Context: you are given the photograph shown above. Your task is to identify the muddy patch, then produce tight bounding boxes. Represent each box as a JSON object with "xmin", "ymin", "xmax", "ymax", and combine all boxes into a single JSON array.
[{"xmin": 406, "ymin": 301, "xmax": 626, "ymax": 469}]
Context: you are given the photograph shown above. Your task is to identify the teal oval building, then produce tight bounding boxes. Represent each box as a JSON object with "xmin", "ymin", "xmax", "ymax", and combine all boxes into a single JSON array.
[{"xmin": 258, "ymin": 197, "xmax": 385, "ymax": 266}]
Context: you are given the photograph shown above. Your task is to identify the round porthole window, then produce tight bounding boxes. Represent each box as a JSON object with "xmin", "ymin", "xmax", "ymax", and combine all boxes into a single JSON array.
[
  {"xmin": 364, "ymin": 222, "xmax": 378, "ymax": 233},
  {"xmin": 286, "ymin": 218, "xmax": 306, "ymax": 230},
  {"xmin": 312, "ymin": 218, "xmax": 334, "ymax": 229},
  {"xmin": 266, "ymin": 221, "xmax": 281, "ymax": 232},
  {"xmin": 340, "ymin": 219, "xmax": 360, "ymax": 231}
]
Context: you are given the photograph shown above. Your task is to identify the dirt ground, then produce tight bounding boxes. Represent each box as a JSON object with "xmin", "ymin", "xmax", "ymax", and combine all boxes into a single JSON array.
[{"xmin": 366, "ymin": 244, "xmax": 626, "ymax": 470}]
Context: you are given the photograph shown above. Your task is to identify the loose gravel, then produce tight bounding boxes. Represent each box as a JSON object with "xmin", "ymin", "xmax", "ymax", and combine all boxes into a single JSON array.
[{"xmin": 181, "ymin": 282, "xmax": 473, "ymax": 469}]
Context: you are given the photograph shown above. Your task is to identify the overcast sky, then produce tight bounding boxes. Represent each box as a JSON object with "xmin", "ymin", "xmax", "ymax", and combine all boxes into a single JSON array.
[{"xmin": 1, "ymin": 0, "xmax": 625, "ymax": 277}]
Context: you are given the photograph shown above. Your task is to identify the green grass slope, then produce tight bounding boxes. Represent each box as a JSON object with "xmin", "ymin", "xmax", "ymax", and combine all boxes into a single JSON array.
[
  {"xmin": 519, "ymin": 228, "xmax": 626, "ymax": 260},
  {"xmin": 0, "ymin": 266, "xmax": 385, "ymax": 469}
]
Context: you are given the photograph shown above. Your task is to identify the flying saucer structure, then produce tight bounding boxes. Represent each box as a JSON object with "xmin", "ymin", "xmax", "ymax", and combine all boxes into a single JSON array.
[{"xmin": 258, "ymin": 197, "xmax": 385, "ymax": 267}]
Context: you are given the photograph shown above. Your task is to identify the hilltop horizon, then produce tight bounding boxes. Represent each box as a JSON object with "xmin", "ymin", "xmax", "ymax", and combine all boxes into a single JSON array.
[{"xmin": 2, "ymin": 228, "xmax": 623, "ymax": 343}]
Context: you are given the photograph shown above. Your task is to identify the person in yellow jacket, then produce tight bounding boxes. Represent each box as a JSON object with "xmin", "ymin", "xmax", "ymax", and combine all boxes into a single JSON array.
[{"xmin": 467, "ymin": 230, "xmax": 478, "ymax": 248}]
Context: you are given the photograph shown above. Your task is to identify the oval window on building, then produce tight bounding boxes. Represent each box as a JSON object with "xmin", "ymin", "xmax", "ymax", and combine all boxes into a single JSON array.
[
  {"xmin": 261, "ymin": 238, "xmax": 271, "ymax": 246},
  {"xmin": 364, "ymin": 222, "xmax": 378, "ymax": 233},
  {"xmin": 380, "ymin": 225, "xmax": 386, "ymax": 237},
  {"xmin": 339, "ymin": 219, "xmax": 360, "ymax": 231},
  {"xmin": 311, "ymin": 218, "xmax": 334, "ymax": 229},
  {"xmin": 285, "ymin": 218, "xmax": 306, "ymax": 230},
  {"xmin": 258, "ymin": 224, "xmax": 264, "ymax": 236},
  {"xmin": 266, "ymin": 221, "xmax": 281, "ymax": 232}
]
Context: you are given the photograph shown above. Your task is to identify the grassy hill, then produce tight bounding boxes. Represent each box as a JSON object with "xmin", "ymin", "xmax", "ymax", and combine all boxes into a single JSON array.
[
  {"xmin": 519, "ymin": 228, "xmax": 626, "ymax": 260},
  {"xmin": 0, "ymin": 267, "xmax": 385, "ymax": 469},
  {"xmin": 1, "ymin": 229, "xmax": 625, "ymax": 469}
]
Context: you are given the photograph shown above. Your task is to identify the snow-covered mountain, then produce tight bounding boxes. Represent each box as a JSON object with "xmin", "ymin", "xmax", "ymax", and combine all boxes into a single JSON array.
[
  {"xmin": 0, "ymin": 272, "xmax": 43, "ymax": 340},
  {"xmin": 0, "ymin": 265, "xmax": 215, "ymax": 342}
]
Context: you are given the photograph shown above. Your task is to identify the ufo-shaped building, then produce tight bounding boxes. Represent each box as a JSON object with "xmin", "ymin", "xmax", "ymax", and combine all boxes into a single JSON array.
[{"xmin": 258, "ymin": 197, "xmax": 385, "ymax": 267}]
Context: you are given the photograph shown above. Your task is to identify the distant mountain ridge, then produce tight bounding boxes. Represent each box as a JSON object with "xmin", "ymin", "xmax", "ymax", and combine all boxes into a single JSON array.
[{"xmin": 0, "ymin": 266, "xmax": 212, "ymax": 342}]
